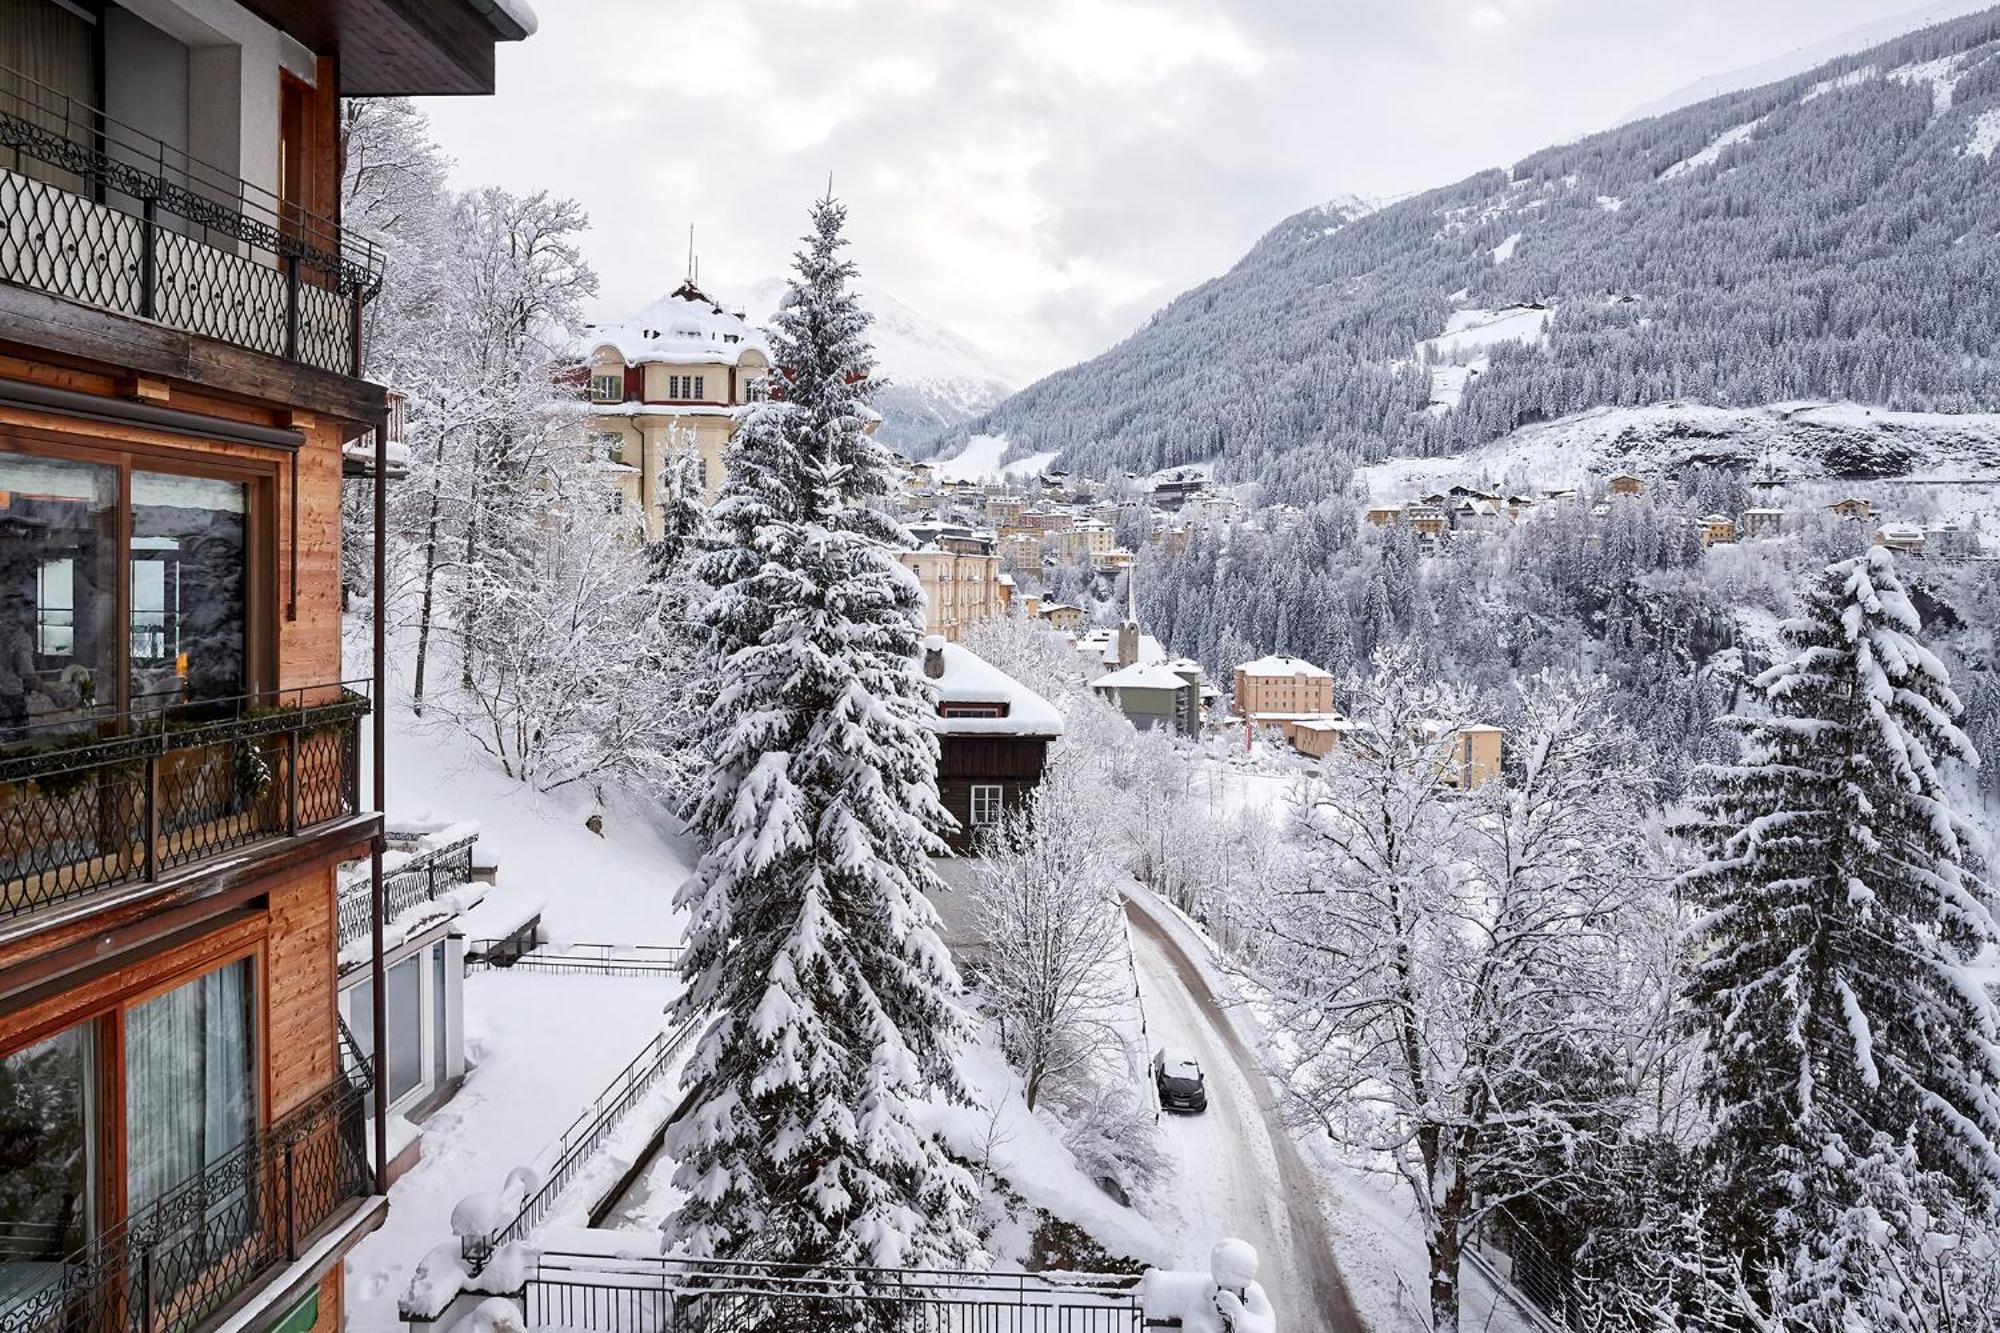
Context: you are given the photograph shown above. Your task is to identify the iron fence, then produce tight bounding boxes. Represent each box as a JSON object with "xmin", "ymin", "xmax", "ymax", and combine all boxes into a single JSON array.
[
  {"xmin": 462, "ymin": 1019, "xmax": 702, "ymax": 1270},
  {"xmin": 0, "ymin": 1079, "xmax": 372, "ymax": 1333},
  {"xmin": 0, "ymin": 62, "xmax": 382, "ymax": 375},
  {"xmin": 0, "ymin": 683, "xmax": 369, "ymax": 923},
  {"xmin": 1467, "ymin": 1204, "xmax": 1580, "ymax": 1331},
  {"xmin": 465, "ymin": 940, "xmax": 682, "ymax": 978},
  {"xmin": 519, "ymin": 1254, "xmax": 1149, "ymax": 1333},
  {"xmin": 336, "ymin": 832, "xmax": 478, "ymax": 949}
]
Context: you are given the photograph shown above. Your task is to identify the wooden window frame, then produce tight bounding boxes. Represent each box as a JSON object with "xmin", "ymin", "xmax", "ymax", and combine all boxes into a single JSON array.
[
  {"xmin": 0, "ymin": 424, "xmax": 280, "ymax": 715},
  {"xmin": 970, "ymin": 784, "xmax": 1003, "ymax": 827}
]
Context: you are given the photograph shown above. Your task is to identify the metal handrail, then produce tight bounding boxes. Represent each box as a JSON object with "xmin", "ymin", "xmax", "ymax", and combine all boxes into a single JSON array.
[
  {"xmin": 337, "ymin": 831, "xmax": 478, "ymax": 949},
  {"xmin": 463, "ymin": 1017, "xmax": 703, "ymax": 1268},
  {"xmin": 0, "ymin": 62, "xmax": 381, "ymax": 293},
  {"xmin": 0, "ymin": 1079, "xmax": 372, "ymax": 1333},
  {"xmin": 464, "ymin": 939, "xmax": 682, "ymax": 977},
  {"xmin": 1, "ymin": 681, "xmax": 371, "ymax": 923}
]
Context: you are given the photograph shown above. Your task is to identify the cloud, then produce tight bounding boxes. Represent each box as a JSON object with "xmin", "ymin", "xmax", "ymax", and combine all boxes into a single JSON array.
[{"xmin": 416, "ymin": 0, "xmax": 1952, "ymax": 386}]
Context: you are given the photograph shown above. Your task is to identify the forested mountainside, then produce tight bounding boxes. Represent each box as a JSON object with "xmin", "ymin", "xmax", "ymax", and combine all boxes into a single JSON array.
[{"xmin": 928, "ymin": 7, "xmax": 2000, "ymax": 500}]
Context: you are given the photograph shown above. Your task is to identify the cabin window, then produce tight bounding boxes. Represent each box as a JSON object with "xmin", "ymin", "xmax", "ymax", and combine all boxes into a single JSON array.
[
  {"xmin": 592, "ymin": 375, "xmax": 623, "ymax": 403},
  {"xmin": 970, "ymin": 784, "xmax": 1003, "ymax": 827},
  {"xmin": 125, "ymin": 957, "xmax": 255, "ymax": 1215},
  {"xmin": 940, "ymin": 702, "xmax": 1006, "ymax": 719}
]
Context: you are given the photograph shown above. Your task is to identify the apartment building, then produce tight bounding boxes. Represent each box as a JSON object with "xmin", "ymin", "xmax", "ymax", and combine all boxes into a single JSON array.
[
  {"xmin": 897, "ymin": 521, "xmax": 1003, "ymax": 643},
  {"xmin": 0, "ymin": 3, "xmax": 526, "ymax": 1330},
  {"xmin": 1234, "ymin": 654, "xmax": 1336, "ymax": 731},
  {"xmin": 575, "ymin": 281, "xmax": 774, "ymax": 537}
]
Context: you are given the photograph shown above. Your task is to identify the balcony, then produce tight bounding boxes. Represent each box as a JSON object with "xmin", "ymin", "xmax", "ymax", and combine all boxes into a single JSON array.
[
  {"xmin": 0, "ymin": 65, "xmax": 383, "ymax": 378},
  {"xmin": 0, "ymin": 1078, "xmax": 374, "ymax": 1333},
  {"xmin": 0, "ymin": 684, "xmax": 369, "ymax": 931}
]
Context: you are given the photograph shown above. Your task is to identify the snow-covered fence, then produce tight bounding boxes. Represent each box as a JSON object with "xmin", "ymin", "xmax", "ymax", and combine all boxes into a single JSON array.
[
  {"xmin": 337, "ymin": 831, "xmax": 478, "ymax": 948},
  {"xmin": 460, "ymin": 1017, "xmax": 701, "ymax": 1270},
  {"xmin": 465, "ymin": 940, "xmax": 682, "ymax": 978}
]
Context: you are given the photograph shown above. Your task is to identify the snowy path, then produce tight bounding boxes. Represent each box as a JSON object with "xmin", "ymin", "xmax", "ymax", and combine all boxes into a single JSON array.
[
  {"xmin": 1127, "ymin": 901, "xmax": 1366, "ymax": 1333},
  {"xmin": 344, "ymin": 970, "xmax": 676, "ymax": 1331}
]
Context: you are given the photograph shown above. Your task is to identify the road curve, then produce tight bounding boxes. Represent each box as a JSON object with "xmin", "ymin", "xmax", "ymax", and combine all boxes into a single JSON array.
[{"xmin": 1126, "ymin": 897, "xmax": 1368, "ymax": 1333}]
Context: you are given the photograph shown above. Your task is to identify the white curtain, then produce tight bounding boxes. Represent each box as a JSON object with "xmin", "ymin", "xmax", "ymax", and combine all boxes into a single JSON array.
[{"xmin": 125, "ymin": 960, "xmax": 253, "ymax": 1215}]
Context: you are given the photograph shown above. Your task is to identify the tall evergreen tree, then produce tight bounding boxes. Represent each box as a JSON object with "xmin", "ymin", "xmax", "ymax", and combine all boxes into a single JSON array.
[
  {"xmin": 663, "ymin": 197, "xmax": 980, "ymax": 1300},
  {"xmin": 1681, "ymin": 547, "xmax": 2000, "ymax": 1325}
]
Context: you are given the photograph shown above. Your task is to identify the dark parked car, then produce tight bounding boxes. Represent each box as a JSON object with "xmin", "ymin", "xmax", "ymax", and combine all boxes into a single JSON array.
[{"xmin": 1153, "ymin": 1048, "xmax": 1208, "ymax": 1113}]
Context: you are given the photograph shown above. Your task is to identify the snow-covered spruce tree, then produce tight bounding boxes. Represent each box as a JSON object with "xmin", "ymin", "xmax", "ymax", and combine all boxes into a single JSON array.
[
  {"xmin": 663, "ymin": 197, "xmax": 979, "ymax": 1303},
  {"xmin": 1681, "ymin": 546, "xmax": 2000, "ymax": 1329}
]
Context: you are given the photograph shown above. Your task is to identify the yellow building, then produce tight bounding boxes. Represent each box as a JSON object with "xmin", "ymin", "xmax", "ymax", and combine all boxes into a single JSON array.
[
  {"xmin": 1698, "ymin": 514, "xmax": 1737, "ymax": 547},
  {"xmin": 1234, "ymin": 654, "xmax": 1336, "ymax": 733},
  {"xmin": 576, "ymin": 280, "xmax": 775, "ymax": 539},
  {"xmin": 1039, "ymin": 602, "xmax": 1085, "ymax": 631},
  {"xmin": 897, "ymin": 523, "xmax": 1005, "ymax": 642}
]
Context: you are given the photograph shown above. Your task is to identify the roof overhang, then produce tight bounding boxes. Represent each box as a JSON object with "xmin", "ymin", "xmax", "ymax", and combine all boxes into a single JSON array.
[{"xmin": 238, "ymin": 0, "xmax": 530, "ymax": 96}]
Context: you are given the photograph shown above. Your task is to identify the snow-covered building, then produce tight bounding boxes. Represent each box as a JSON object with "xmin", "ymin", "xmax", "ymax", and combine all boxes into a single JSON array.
[
  {"xmin": 574, "ymin": 280, "xmax": 775, "ymax": 536},
  {"xmin": 1233, "ymin": 654, "xmax": 1336, "ymax": 738},
  {"xmin": 896, "ymin": 521, "xmax": 1005, "ymax": 643},
  {"xmin": 1741, "ymin": 506, "xmax": 1787, "ymax": 538},
  {"xmin": 1874, "ymin": 521, "xmax": 1926, "ymax": 555},
  {"xmin": 920, "ymin": 638, "xmax": 1064, "ymax": 851},
  {"xmin": 1093, "ymin": 660, "xmax": 1203, "ymax": 737}
]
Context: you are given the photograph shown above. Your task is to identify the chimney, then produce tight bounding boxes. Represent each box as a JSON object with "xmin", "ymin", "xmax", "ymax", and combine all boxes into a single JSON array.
[{"xmin": 923, "ymin": 635, "xmax": 947, "ymax": 679}]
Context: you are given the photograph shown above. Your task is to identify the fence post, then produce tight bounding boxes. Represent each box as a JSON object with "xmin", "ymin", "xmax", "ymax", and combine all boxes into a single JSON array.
[
  {"xmin": 142, "ymin": 753, "xmax": 160, "ymax": 882},
  {"xmin": 349, "ymin": 285, "xmax": 365, "ymax": 377},
  {"xmin": 139, "ymin": 195, "xmax": 158, "ymax": 319},
  {"xmin": 283, "ymin": 254, "xmax": 301, "ymax": 361}
]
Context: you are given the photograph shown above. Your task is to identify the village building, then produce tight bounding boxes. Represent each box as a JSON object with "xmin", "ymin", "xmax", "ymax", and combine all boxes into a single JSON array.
[
  {"xmin": 1234, "ymin": 654, "xmax": 1338, "ymax": 743},
  {"xmin": 1741, "ymin": 507, "xmax": 1786, "ymax": 538},
  {"xmin": 897, "ymin": 521, "xmax": 1004, "ymax": 643},
  {"xmin": 1039, "ymin": 601, "xmax": 1086, "ymax": 631},
  {"xmin": 920, "ymin": 637, "xmax": 1064, "ymax": 853},
  {"xmin": 1607, "ymin": 473, "xmax": 1646, "ymax": 495},
  {"xmin": 1092, "ymin": 661, "xmax": 1204, "ymax": 737},
  {"xmin": 1828, "ymin": 496, "xmax": 1874, "ymax": 521},
  {"xmin": 1699, "ymin": 514, "xmax": 1737, "ymax": 547},
  {"xmin": 574, "ymin": 281, "xmax": 777, "ymax": 537},
  {"xmin": 0, "ymin": 1, "xmax": 527, "ymax": 1329},
  {"xmin": 1873, "ymin": 522, "xmax": 1926, "ymax": 555}
]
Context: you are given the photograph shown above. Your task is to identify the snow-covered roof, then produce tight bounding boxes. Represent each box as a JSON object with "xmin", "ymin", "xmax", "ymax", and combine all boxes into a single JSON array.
[
  {"xmin": 921, "ymin": 639, "xmax": 1064, "ymax": 738},
  {"xmin": 1101, "ymin": 633, "xmax": 1166, "ymax": 666},
  {"xmin": 579, "ymin": 281, "xmax": 772, "ymax": 368},
  {"xmin": 1235, "ymin": 654, "xmax": 1332, "ymax": 678},
  {"xmin": 1093, "ymin": 662, "xmax": 1194, "ymax": 691}
]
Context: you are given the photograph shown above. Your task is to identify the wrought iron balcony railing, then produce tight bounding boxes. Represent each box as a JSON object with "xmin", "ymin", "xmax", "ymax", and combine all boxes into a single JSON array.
[
  {"xmin": 0, "ymin": 63, "xmax": 383, "ymax": 376},
  {"xmin": 0, "ymin": 682, "xmax": 370, "ymax": 926},
  {"xmin": 335, "ymin": 831, "xmax": 477, "ymax": 951},
  {"xmin": 0, "ymin": 1080, "xmax": 373, "ymax": 1333}
]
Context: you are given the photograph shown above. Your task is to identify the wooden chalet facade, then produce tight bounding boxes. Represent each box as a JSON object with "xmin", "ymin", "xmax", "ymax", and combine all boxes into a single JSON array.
[
  {"xmin": 922, "ymin": 638, "xmax": 1062, "ymax": 852},
  {"xmin": 0, "ymin": 3, "xmax": 528, "ymax": 1331}
]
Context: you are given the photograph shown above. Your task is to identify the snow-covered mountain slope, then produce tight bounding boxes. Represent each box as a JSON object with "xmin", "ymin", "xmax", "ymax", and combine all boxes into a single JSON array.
[
  {"xmin": 721, "ymin": 278, "xmax": 1014, "ymax": 452},
  {"xmin": 938, "ymin": 7, "xmax": 2000, "ymax": 498},
  {"xmin": 1356, "ymin": 400, "xmax": 2000, "ymax": 499},
  {"xmin": 1618, "ymin": 0, "xmax": 1997, "ymax": 123}
]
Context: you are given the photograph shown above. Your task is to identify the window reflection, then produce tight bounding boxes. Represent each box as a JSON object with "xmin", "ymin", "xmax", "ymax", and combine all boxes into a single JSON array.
[
  {"xmin": 0, "ymin": 1024, "xmax": 95, "ymax": 1280},
  {"xmin": 130, "ymin": 472, "xmax": 246, "ymax": 711},
  {"xmin": 0, "ymin": 453, "xmax": 118, "ymax": 738}
]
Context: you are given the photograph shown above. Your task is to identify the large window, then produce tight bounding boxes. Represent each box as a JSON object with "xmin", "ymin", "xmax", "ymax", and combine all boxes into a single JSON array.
[
  {"xmin": 124, "ymin": 959, "xmax": 255, "ymax": 1216},
  {"xmin": 970, "ymin": 784, "xmax": 1003, "ymax": 827},
  {"xmin": 0, "ymin": 453, "xmax": 119, "ymax": 737},
  {"xmin": 349, "ymin": 953, "xmax": 425, "ymax": 1107},
  {"xmin": 0, "ymin": 448, "xmax": 256, "ymax": 735},
  {"xmin": 591, "ymin": 374, "xmax": 623, "ymax": 403},
  {"xmin": 0, "ymin": 1024, "xmax": 95, "ymax": 1271}
]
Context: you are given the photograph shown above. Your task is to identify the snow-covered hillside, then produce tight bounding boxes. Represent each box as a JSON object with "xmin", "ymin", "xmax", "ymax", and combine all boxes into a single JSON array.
[
  {"xmin": 1357, "ymin": 400, "xmax": 2000, "ymax": 499},
  {"xmin": 936, "ymin": 8, "xmax": 2000, "ymax": 495},
  {"xmin": 720, "ymin": 277, "xmax": 1015, "ymax": 452}
]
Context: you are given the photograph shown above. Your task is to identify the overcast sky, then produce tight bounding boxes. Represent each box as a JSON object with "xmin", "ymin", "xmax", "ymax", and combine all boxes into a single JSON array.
[{"xmin": 415, "ymin": 0, "xmax": 1989, "ymax": 383}]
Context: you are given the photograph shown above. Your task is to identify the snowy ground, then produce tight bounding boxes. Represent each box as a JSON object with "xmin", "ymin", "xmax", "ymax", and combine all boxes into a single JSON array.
[
  {"xmin": 930, "ymin": 432, "xmax": 1060, "ymax": 483},
  {"xmin": 345, "ymin": 971, "xmax": 676, "ymax": 1330}
]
